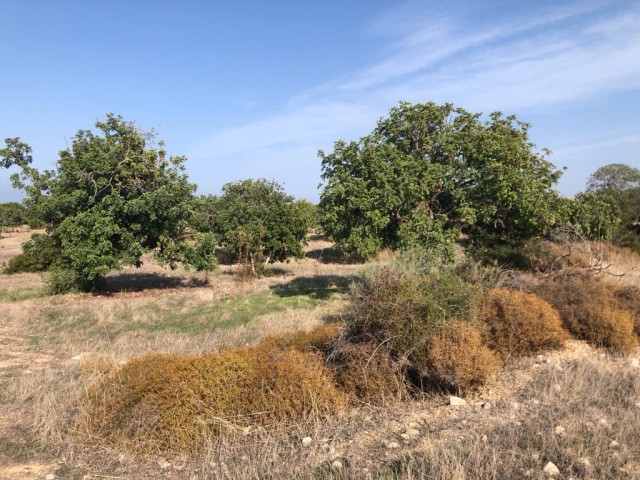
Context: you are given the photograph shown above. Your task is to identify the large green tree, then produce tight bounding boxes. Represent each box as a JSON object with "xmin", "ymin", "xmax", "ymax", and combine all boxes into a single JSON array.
[
  {"xmin": 205, "ymin": 179, "xmax": 308, "ymax": 274},
  {"xmin": 318, "ymin": 101, "xmax": 564, "ymax": 258},
  {"xmin": 581, "ymin": 163, "xmax": 640, "ymax": 249},
  {"xmin": 8, "ymin": 114, "xmax": 214, "ymax": 291}
]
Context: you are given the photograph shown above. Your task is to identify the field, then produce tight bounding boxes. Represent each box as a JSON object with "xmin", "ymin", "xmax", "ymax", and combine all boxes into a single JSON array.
[{"xmin": 1, "ymin": 230, "xmax": 640, "ymax": 479}]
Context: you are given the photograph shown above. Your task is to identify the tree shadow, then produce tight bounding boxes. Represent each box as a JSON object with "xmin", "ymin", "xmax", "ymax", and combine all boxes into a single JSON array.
[
  {"xmin": 270, "ymin": 274, "xmax": 356, "ymax": 300},
  {"xmin": 305, "ymin": 246, "xmax": 365, "ymax": 265},
  {"xmin": 100, "ymin": 272, "xmax": 208, "ymax": 294}
]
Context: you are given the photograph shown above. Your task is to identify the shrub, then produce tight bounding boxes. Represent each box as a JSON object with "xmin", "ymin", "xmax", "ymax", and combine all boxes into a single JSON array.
[
  {"xmin": 347, "ymin": 268, "xmax": 484, "ymax": 358},
  {"xmin": 261, "ymin": 324, "xmax": 340, "ymax": 356},
  {"xmin": 615, "ymin": 286, "xmax": 640, "ymax": 337},
  {"xmin": 329, "ymin": 341, "xmax": 409, "ymax": 403},
  {"xmin": 482, "ymin": 289, "xmax": 569, "ymax": 360},
  {"xmin": 536, "ymin": 271, "xmax": 637, "ymax": 355},
  {"xmin": 420, "ymin": 321, "xmax": 501, "ymax": 393},
  {"xmin": 77, "ymin": 345, "xmax": 345, "ymax": 454}
]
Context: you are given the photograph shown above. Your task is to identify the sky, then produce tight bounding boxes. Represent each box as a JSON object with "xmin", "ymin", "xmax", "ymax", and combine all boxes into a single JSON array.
[{"xmin": 1, "ymin": 0, "xmax": 639, "ymax": 203}]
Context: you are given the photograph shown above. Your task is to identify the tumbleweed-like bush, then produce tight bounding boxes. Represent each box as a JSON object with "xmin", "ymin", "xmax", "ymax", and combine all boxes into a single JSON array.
[
  {"xmin": 77, "ymin": 344, "xmax": 346, "ymax": 454},
  {"xmin": 419, "ymin": 321, "xmax": 502, "ymax": 393},
  {"xmin": 536, "ymin": 270, "xmax": 637, "ymax": 355},
  {"xmin": 482, "ymin": 288, "xmax": 569, "ymax": 360}
]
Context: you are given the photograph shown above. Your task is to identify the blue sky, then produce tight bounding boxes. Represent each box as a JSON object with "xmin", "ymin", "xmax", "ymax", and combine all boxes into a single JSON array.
[{"xmin": 1, "ymin": 0, "xmax": 639, "ymax": 203}]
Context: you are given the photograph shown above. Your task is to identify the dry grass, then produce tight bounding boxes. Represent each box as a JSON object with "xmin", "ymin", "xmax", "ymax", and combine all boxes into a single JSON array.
[{"xmin": 2, "ymin": 234, "xmax": 640, "ymax": 479}]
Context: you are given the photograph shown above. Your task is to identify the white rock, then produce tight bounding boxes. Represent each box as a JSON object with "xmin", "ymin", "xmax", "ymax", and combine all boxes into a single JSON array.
[
  {"xmin": 449, "ymin": 396, "xmax": 467, "ymax": 406},
  {"xmin": 554, "ymin": 426, "xmax": 566, "ymax": 435},
  {"xmin": 482, "ymin": 402, "xmax": 492, "ymax": 410},
  {"xmin": 406, "ymin": 428, "xmax": 420, "ymax": 437},
  {"xmin": 332, "ymin": 460, "xmax": 343, "ymax": 469},
  {"xmin": 45, "ymin": 475, "xmax": 56, "ymax": 480},
  {"xmin": 387, "ymin": 442, "xmax": 400, "ymax": 449},
  {"xmin": 543, "ymin": 461, "xmax": 560, "ymax": 477},
  {"xmin": 302, "ymin": 436, "xmax": 313, "ymax": 446},
  {"xmin": 481, "ymin": 435, "xmax": 488, "ymax": 442},
  {"xmin": 400, "ymin": 433, "xmax": 410, "ymax": 440},
  {"xmin": 71, "ymin": 355, "xmax": 83, "ymax": 361},
  {"xmin": 630, "ymin": 358, "xmax": 639, "ymax": 369},
  {"xmin": 610, "ymin": 440, "xmax": 620, "ymax": 449},
  {"xmin": 157, "ymin": 458, "xmax": 171, "ymax": 469},
  {"xmin": 407, "ymin": 422, "xmax": 419, "ymax": 429}
]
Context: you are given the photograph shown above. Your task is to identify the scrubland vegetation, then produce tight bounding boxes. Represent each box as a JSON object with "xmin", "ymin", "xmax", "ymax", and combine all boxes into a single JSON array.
[{"xmin": 1, "ymin": 102, "xmax": 639, "ymax": 479}]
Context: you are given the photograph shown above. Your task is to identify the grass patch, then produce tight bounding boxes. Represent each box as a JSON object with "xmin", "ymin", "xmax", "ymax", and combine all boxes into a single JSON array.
[
  {"xmin": 41, "ymin": 289, "xmax": 344, "ymax": 340},
  {"xmin": 0, "ymin": 287, "xmax": 46, "ymax": 302}
]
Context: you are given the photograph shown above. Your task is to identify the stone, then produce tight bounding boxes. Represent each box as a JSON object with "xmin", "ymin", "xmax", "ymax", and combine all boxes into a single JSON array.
[
  {"xmin": 400, "ymin": 433, "xmax": 410, "ymax": 440},
  {"xmin": 554, "ymin": 426, "xmax": 566, "ymax": 435},
  {"xmin": 387, "ymin": 442, "xmax": 400, "ymax": 449},
  {"xmin": 332, "ymin": 460, "xmax": 343, "ymax": 469},
  {"xmin": 482, "ymin": 402, "xmax": 492, "ymax": 410},
  {"xmin": 158, "ymin": 458, "xmax": 171, "ymax": 469},
  {"xmin": 302, "ymin": 436, "xmax": 313, "ymax": 446},
  {"xmin": 610, "ymin": 440, "xmax": 620, "ymax": 449},
  {"xmin": 45, "ymin": 475, "xmax": 56, "ymax": 480},
  {"xmin": 630, "ymin": 358, "xmax": 639, "ymax": 369},
  {"xmin": 543, "ymin": 461, "xmax": 560, "ymax": 477},
  {"xmin": 406, "ymin": 428, "xmax": 420, "ymax": 437},
  {"xmin": 449, "ymin": 396, "xmax": 467, "ymax": 406},
  {"xmin": 481, "ymin": 435, "xmax": 488, "ymax": 442},
  {"xmin": 407, "ymin": 422, "xmax": 419, "ymax": 429}
]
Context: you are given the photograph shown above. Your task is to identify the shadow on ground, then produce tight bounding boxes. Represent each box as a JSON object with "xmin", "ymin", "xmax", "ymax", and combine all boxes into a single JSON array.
[
  {"xmin": 101, "ymin": 273, "xmax": 207, "ymax": 293},
  {"xmin": 270, "ymin": 274, "xmax": 356, "ymax": 300}
]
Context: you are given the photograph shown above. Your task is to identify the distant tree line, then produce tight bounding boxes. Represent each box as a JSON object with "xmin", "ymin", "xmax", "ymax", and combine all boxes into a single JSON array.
[{"xmin": 1, "ymin": 102, "xmax": 637, "ymax": 291}]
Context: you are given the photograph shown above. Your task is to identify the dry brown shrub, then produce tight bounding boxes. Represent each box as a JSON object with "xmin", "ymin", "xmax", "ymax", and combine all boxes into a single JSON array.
[
  {"xmin": 260, "ymin": 323, "xmax": 340, "ymax": 356},
  {"xmin": 536, "ymin": 270, "xmax": 637, "ymax": 355},
  {"xmin": 76, "ymin": 345, "xmax": 346, "ymax": 454},
  {"xmin": 614, "ymin": 285, "xmax": 640, "ymax": 337},
  {"xmin": 329, "ymin": 341, "xmax": 409, "ymax": 404},
  {"xmin": 482, "ymin": 289, "xmax": 569, "ymax": 360},
  {"xmin": 419, "ymin": 321, "xmax": 501, "ymax": 393}
]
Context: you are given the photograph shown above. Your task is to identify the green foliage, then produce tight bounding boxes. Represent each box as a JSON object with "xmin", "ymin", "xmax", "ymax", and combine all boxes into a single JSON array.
[
  {"xmin": 568, "ymin": 192, "xmax": 621, "ymax": 240},
  {"xmin": 578, "ymin": 163, "xmax": 640, "ymax": 251},
  {"xmin": 8, "ymin": 114, "xmax": 206, "ymax": 292},
  {"xmin": 0, "ymin": 202, "xmax": 27, "ymax": 227},
  {"xmin": 2, "ymin": 233, "xmax": 57, "ymax": 273},
  {"xmin": 319, "ymin": 101, "xmax": 563, "ymax": 257},
  {"xmin": 185, "ymin": 232, "xmax": 219, "ymax": 272},
  {"xmin": 209, "ymin": 179, "xmax": 309, "ymax": 274},
  {"xmin": 0, "ymin": 137, "xmax": 32, "ymax": 169},
  {"xmin": 294, "ymin": 199, "xmax": 321, "ymax": 233}
]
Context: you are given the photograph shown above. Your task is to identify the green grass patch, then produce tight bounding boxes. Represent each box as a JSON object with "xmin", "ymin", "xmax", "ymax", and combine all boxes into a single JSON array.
[
  {"xmin": 42, "ymin": 289, "xmax": 344, "ymax": 340},
  {"xmin": 0, "ymin": 288, "xmax": 46, "ymax": 302}
]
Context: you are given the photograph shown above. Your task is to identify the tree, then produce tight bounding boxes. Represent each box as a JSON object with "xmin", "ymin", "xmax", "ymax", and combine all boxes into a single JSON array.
[
  {"xmin": 8, "ymin": 114, "xmax": 213, "ymax": 291},
  {"xmin": 318, "ymin": 101, "xmax": 563, "ymax": 258},
  {"xmin": 208, "ymin": 179, "xmax": 308, "ymax": 275},
  {"xmin": 0, "ymin": 138, "xmax": 32, "ymax": 169},
  {"xmin": 586, "ymin": 163, "xmax": 640, "ymax": 193},
  {"xmin": 583, "ymin": 163, "xmax": 640, "ymax": 251},
  {"xmin": 0, "ymin": 202, "xmax": 27, "ymax": 228}
]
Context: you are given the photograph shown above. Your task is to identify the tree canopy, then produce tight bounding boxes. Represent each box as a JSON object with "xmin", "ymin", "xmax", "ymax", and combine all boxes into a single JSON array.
[
  {"xmin": 318, "ymin": 101, "xmax": 564, "ymax": 258},
  {"xmin": 205, "ymin": 179, "xmax": 309, "ymax": 274},
  {"xmin": 578, "ymin": 163, "xmax": 640, "ymax": 250},
  {"xmin": 7, "ymin": 114, "xmax": 213, "ymax": 291}
]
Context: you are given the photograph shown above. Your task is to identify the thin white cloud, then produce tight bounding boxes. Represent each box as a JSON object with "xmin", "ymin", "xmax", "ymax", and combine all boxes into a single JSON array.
[{"xmin": 190, "ymin": 0, "xmax": 640, "ymax": 199}]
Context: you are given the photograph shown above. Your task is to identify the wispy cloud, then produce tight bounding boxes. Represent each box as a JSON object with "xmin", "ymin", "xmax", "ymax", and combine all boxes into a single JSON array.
[{"xmin": 190, "ymin": 0, "xmax": 640, "ymax": 200}]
